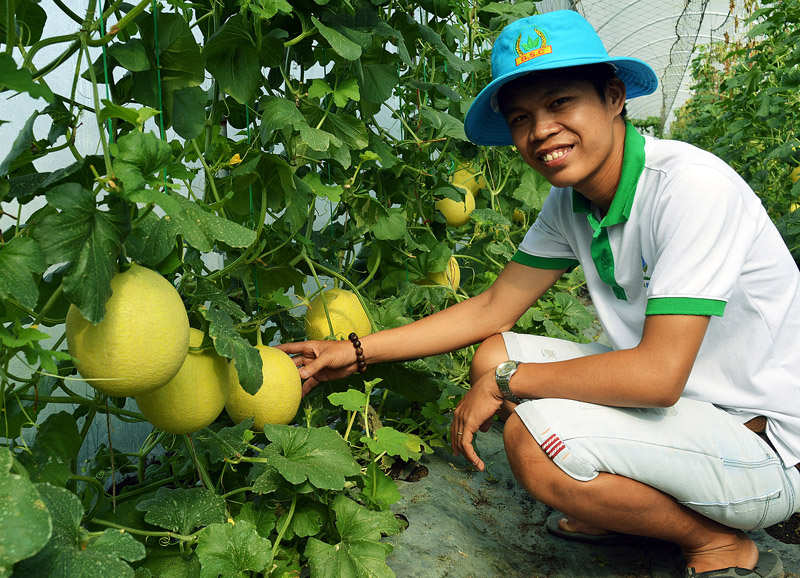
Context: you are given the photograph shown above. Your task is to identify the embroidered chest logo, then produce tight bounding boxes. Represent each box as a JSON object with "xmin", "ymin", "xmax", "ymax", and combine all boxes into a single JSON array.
[
  {"xmin": 514, "ymin": 26, "xmax": 553, "ymax": 66},
  {"xmin": 642, "ymin": 256, "xmax": 651, "ymax": 288}
]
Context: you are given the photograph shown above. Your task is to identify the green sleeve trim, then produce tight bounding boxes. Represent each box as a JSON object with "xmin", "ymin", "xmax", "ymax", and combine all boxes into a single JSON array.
[
  {"xmin": 645, "ymin": 297, "xmax": 726, "ymax": 316},
  {"xmin": 511, "ymin": 251, "xmax": 578, "ymax": 270}
]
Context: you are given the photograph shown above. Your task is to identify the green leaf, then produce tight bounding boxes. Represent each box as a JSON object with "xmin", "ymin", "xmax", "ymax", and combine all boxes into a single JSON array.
[
  {"xmin": 361, "ymin": 427, "xmax": 426, "ymax": 461},
  {"xmin": 373, "ymin": 207, "xmax": 406, "ymax": 241},
  {"xmin": 108, "ymin": 39, "xmax": 151, "ymax": 72},
  {"xmin": 135, "ymin": 487, "xmax": 227, "ymax": 535},
  {"xmin": 129, "ymin": 190, "xmax": 255, "ymax": 253},
  {"xmin": 470, "ymin": 208, "xmax": 511, "ymax": 227},
  {"xmin": 0, "ymin": 110, "xmax": 38, "ymax": 176},
  {"xmin": 308, "ymin": 78, "xmax": 333, "ymax": 100},
  {"xmin": 303, "ymin": 171, "xmax": 342, "ymax": 202},
  {"xmin": 276, "ymin": 499, "xmax": 326, "ymax": 539},
  {"xmin": 0, "ymin": 0, "xmax": 46, "ymax": 46},
  {"xmin": 191, "ymin": 278, "xmax": 246, "ymax": 320},
  {"xmin": 171, "ymin": 86, "xmax": 207, "ymax": 140},
  {"xmin": 0, "ymin": 236, "xmax": 47, "ymax": 310},
  {"xmin": 193, "ymin": 419, "xmax": 255, "ymax": 464},
  {"xmin": 512, "ymin": 168, "xmax": 551, "ymax": 210},
  {"xmin": 0, "ymin": 52, "xmax": 54, "ymax": 102},
  {"xmin": 0, "ymin": 448, "xmax": 52, "ymax": 572},
  {"xmin": 242, "ymin": 0, "xmax": 293, "ymax": 20},
  {"xmin": 112, "ymin": 131, "xmax": 173, "ymax": 193},
  {"xmin": 124, "ymin": 211, "xmax": 178, "ymax": 267},
  {"xmin": 312, "ymin": 17, "xmax": 362, "ymax": 61},
  {"xmin": 305, "ymin": 494, "xmax": 399, "ymax": 578},
  {"xmin": 206, "ymin": 308, "xmax": 263, "ymax": 394},
  {"xmin": 260, "ymin": 96, "xmax": 304, "ymax": 135},
  {"xmin": 361, "ymin": 461, "xmax": 401, "ymax": 508},
  {"xmin": 262, "ymin": 424, "xmax": 360, "ymax": 490},
  {"xmin": 328, "ymin": 389, "xmax": 368, "ymax": 412},
  {"xmin": 135, "ymin": 548, "xmax": 201, "ymax": 578},
  {"xmin": 99, "ymin": 100, "xmax": 160, "ymax": 131},
  {"xmin": 235, "ymin": 502, "xmax": 276, "ymax": 538},
  {"xmin": 333, "ymin": 78, "xmax": 360, "ymax": 107},
  {"xmin": 420, "ymin": 106, "xmax": 466, "ymax": 140},
  {"xmin": 367, "ymin": 360, "xmax": 442, "ymax": 403},
  {"xmin": 32, "ymin": 184, "xmax": 130, "ymax": 324},
  {"xmin": 14, "ymin": 484, "xmax": 145, "ymax": 578},
  {"xmin": 298, "ymin": 122, "xmax": 340, "ymax": 152},
  {"xmin": 359, "ymin": 63, "xmax": 398, "ymax": 104},
  {"xmin": 19, "ymin": 412, "xmax": 82, "ymax": 486},
  {"xmin": 196, "ymin": 520, "xmax": 271, "ymax": 578},
  {"xmin": 202, "ymin": 14, "xmax": 261, "ymax": 105}
]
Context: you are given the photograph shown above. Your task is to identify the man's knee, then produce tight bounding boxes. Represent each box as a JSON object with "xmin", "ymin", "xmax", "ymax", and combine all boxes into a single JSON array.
[{"xmin": 470, "ymin": 333, "xmax": 508, "ymax": 383}]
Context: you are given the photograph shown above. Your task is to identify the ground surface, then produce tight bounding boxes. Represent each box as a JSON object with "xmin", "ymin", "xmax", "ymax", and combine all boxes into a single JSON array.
[{"xmin": 385, "ymin": 423, "xmax": 800, "ymax": 578}]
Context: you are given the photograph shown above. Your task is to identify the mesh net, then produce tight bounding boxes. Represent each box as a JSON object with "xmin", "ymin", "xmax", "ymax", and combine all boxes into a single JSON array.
[{"xmin": 535, "ymin": 0, "xmax": 754, "ymax": 131}]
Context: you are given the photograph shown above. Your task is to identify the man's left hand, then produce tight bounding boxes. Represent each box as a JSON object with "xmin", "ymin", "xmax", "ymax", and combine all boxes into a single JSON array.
[{"xmin": 451, "ymin": 370, "xmax": 508, "ymax": 470}]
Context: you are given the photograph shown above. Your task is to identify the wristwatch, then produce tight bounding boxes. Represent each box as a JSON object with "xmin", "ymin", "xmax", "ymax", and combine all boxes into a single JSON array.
[{"xmin": 495, "ymin": 360, "xmax": 524, "ymax": 404}]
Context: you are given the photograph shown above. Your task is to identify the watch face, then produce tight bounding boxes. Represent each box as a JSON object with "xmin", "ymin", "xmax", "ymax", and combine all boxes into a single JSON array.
[{"xmin": 497, "ymin": 360, "xmax": 517, "ymax": 376}]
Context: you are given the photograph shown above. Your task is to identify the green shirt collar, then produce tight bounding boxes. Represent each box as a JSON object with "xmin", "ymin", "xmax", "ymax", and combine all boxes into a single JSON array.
[{"xmin": 571, "ymin": 121, "xmax": 646, "ymax": 226}]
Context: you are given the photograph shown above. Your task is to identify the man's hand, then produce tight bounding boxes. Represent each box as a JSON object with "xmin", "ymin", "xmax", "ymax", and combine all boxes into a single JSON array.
[
  {"xmin": 451, "ymin": 369, "xmax": 509, "ymax": 471},
  {"xmin": 275, "ymin": 340, "xmax": 358, "ymax": 396}
]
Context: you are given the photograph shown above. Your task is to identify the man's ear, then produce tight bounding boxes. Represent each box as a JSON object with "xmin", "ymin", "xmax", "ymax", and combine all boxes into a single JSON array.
[{"xmin": 606, "ymin": 78, "xmax": 627, "ymax": 114}]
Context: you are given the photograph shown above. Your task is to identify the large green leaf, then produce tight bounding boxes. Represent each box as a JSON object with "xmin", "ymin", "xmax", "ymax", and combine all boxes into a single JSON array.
[
  {"xmin": 0, "ymin": 0, "xmax": 46, "ymax": 46},
  {"xmin": 0, "ymin": 52, "xmax": 54, "ymax": 102},
  {"xmin": 123, "ymin": 211, "xmax": 178, "ymax": 267},
  {"xmin": 19, "ymin": 412, "xmax": 82, "ymax": 487},
  {"xmin": 0, "ymin": 110, "xmax": 39, "ymax": 176},
  {"xmin": 112, "ymin": 131, "xmax": 173, "ymax": 193},
  {"xmin": 420, "ymin": 106, "xmax": 467, "ymax": 141},
  {"xmin": 261, "ymin": 424, "xmax": 360, "ymax": 490},
  {"xmin": 13, "ymin": 484, "xmax": 145, "ymax": 578},
  {"xmin": 0, "ymin": 236, "xmax": 46, "ymax": 310},
  {"xmin": 360, "ymin": 427, "xmax": 428, "ymax": 461},
  {"xmin": 107, "ymin": 39, "xmax": 150, "ymax": 72},
  {"xmin": 305, "ymin": 494, "xmax": 399, "ymax": 578},
  {"xmin": 202, "ymin": 14, "xmax": 261, "ymax": 105},
  {"xmin": 359, "ymin": 63, "xmax": 398, "ymax": 104},
  {"xmin": 129, "ymin": 190, "xmax": 256, "ymax": 253},
  {"xmin": 193, "ymin": 419, "xmax": 256, "ymax": 464},
  {"xmin": 131, "ymin": 11, "xmax": 204, "ymax": 126},
  {"xmin": 195, "ymin": 520, "xmax": 271, "ymax": 578},
  {"xmin": 135, "ymin": 487, "xmax": 227, "ymax": 535},
  {"xmin": 205, "ymin": 308, "xmax": 263, "ymax": 394},
  {"xmin": 0, "ymin": 448, "xmax": 52, "ymax": 576},
  {"xmin": 171, "ymin": 86, "xmax": 207, "ymax": 140},
  {"xmin": 312, "ymin": 17, "xmax": 361, "ymax": 61},
  {"xmin": 32, "ymin": 184, "xmax": 131, "ymax": 324}
]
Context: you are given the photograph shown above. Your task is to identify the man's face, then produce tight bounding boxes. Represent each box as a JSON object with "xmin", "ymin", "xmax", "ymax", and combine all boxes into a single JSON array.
[{"xmin": 500, "ymin": 76, "xmax": 625, "ymax": 195}]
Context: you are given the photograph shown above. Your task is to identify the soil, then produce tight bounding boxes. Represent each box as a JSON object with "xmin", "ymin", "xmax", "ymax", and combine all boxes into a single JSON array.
[{"xmin": 765, "ymin": 512, "xmax": 800, "ymax": 544}]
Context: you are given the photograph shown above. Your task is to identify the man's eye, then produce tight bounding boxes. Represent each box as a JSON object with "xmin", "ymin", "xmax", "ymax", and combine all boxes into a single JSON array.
[{"xmin": 552, "ymin": 97, "xmax": 569, "ymax": 107}]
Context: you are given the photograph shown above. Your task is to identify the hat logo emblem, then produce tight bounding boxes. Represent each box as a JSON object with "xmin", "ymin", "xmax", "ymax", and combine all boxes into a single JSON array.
[{"xmin": 514, "ymin": 27, "xmax": 552, "ymax": 66}]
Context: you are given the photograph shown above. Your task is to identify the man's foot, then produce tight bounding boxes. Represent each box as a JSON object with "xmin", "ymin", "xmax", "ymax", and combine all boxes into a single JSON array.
[
  {"xmin": 682, "ymin": 532, "xmax": 760, "ymax": 574},
  {"xmin": 545, "ymin": 511, "xmax": 636, "ymax": 545},
  {"xmin": 685, "ymin": 550, "xmax": 783, "ymax": 577}
]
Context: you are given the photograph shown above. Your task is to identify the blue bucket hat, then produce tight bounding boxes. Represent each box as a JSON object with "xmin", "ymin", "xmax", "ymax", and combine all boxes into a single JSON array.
[{"xmin": 464, "ymin": 10, "xmax": 658, "ymax": 146}]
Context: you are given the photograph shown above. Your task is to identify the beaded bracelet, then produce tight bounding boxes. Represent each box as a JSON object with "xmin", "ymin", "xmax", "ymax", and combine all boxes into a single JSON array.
[{"xmin": 348, "ymin": 332, "xmax": 367, "ymax": 373}]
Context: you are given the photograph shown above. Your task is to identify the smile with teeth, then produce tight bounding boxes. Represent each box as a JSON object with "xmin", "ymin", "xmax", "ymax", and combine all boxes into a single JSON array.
[{"xmin": 540, "ymin": 147, "xmax": 572, "ymax": 162}]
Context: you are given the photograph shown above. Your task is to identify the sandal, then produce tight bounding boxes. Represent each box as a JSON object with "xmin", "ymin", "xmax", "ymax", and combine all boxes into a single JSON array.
[
  {"xmin": 685, "ymin": 551, "xmax": 784, "ymax": 578},
  {"xmin": 544, "ymin": 511, "xmax": 638, "ymax": 546}
]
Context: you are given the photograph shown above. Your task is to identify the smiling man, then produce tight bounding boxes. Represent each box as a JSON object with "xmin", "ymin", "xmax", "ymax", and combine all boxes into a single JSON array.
[{"xmin": 279, "ymin": 10, "xmax": 800, "ymax": 578}]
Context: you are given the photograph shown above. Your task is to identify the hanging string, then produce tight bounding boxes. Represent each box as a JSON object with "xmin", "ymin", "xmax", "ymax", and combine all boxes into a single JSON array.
[
  {"xmin": 245, "ymin": 103, "xmax": 261, "ymax": 307},
  {"xmin": 98, "ymin": 4, "xmax": 113, "ymax": 143},
  {"xmin": 150, "ymin": 0, "xmax": 168, "ymax": 190}
]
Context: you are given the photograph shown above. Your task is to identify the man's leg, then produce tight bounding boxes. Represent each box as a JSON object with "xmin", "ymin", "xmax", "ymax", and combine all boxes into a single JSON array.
[
  {"xmin": 503, "ymin": 413, "xmax": 759, "ymax": 573},
  {"xmin": 470, "ymin": 334, "xmax": 761, "ymax": 573}
]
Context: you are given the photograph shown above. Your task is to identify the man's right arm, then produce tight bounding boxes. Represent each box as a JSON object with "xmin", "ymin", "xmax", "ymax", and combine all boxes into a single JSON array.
[{"xmin": 277, "ymin": 261, "xmax": 566, "ymax": 393}]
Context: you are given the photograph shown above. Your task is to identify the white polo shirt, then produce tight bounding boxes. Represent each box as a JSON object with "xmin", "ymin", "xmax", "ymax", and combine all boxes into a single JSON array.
[{"xmin": 513, "ymin": 123, "xmax": 800, "ymax": 468}]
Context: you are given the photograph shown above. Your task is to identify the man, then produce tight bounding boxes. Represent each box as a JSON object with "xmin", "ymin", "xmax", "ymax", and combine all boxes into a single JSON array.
[{"xmin": 279, "ymin": 10, "xmax": 800, "ymax": 578}]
